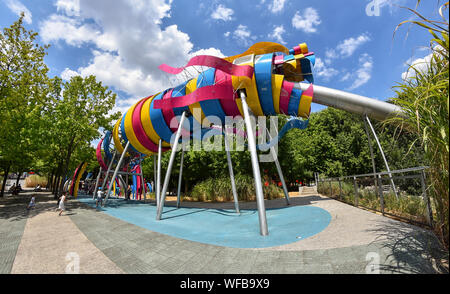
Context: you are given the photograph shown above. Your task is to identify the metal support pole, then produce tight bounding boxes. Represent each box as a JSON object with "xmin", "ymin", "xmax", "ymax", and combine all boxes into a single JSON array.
[
  {"xmin": 241, "ymin": 90, "xmax": 268, "ymax": 236},
  {"xmin": 176, "ymin": 148, "xmax": 185, "ymax": 209},
  {"xmin": 139, "ymin": 154, "xmax": 145, "ymax": 201},
  {"xmin": 363, "ymin": 116, "xmax": 380, "ymax": 197},
  {"xmin": 353, "ymin": 176, "xmax": 359, "ymax": 207},
  {"xmin": 156, "ymin": 139, "xmax": 162, "ymax": 208},
  {"xmin": 329, "ymin": 180, "xmax": 332, "ymax": 198},
  {"xmin": 224, "ymin": 129, "xmax": 240, "ymax": 214},
  {"xmin": 266, "ymin": 129, "xmax": 290, "ymax": 205},
  {"xmin": 365, "ymin": 115, "xmax": 398, "ymax": 199},
  {"xmin": 92, "ymin": 166, "xmax": 102, "ymax": 200},
  {"xmin": 100, "ymin": 151, "xmax": 117, "ymax": 191},
  {"xmin": 153, "ymin": 155, "xmax": 157, "ymax": 198},
  {"xmin": 156, "ymin": 112, "xmax": 187, "ymax": 220},
  {"xmin": 420, "ymin": 169, "xmax": 434, "ymax": 227},
  {"xmin": 125, "ymin": 165, "xmax": 129, "ymax": 197},
  {"xmin": 104, "ymin": 142, "xmax": 129, "ymax": 205},
  {"xmin": 338, "ymin": 177, "xmax": 342, "ymax": 201},
  {"xmin": 377, "ymin": 174, "xmax": 385, "ymax": 215}
]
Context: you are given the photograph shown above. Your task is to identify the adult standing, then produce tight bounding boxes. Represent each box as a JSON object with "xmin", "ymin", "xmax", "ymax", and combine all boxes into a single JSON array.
[{"xmin": 126, "ymin": 185, "xmax": 131, "ymax": 201}]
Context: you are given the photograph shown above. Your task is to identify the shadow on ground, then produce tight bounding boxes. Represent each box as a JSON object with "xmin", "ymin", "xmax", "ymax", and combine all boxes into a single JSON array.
[{"xmin": 368, "ymin": 221, "xmax": 449, "ymax": 274}]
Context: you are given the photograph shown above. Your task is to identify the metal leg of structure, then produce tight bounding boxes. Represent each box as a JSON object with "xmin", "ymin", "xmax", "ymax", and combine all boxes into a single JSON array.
[
  {"xmin": 266, "ymin": 128, "xmax": 290, "ymax": 205},
  {"xmin": 100, "ymin": 152, "xmax": 117, "ymax": 191},
  {"xmin": 139, "ymin": 154, "xmax": 145, "ymax": 202},
  {"xmin": 240, "ymin": 90, "xmax": 268, "ymax": 236},
  {"xmin": 176, "ymin": 148, "xmax": 185, "ymax": 209},
  {"xmin": 224, "ymin": 129, "xmax": 240, "ymax": 214},
  {"xmin": 364, "ymin": 115, "xmax": 398, "ymax": 199},
  {"xmin": 363, "ymin": 116, "xmax": 380, "ymax": 197},
  {"xmin": 104, "ymin": 142, "xmax": 129, "ymax": 205},
  {"xmin": 92, "ymin": 166, "xmax": 102, "ymax": 200},
  {"xmin": 153, "ymin": 155, "xmax": 157, "ymax": 202},
  {"xmin": 156, "ymin": 112, "xmax": 187, "ymax": 220},
  {"xmin": 156, "ymin": 139, "xmax": 162, "ymax": 208}
]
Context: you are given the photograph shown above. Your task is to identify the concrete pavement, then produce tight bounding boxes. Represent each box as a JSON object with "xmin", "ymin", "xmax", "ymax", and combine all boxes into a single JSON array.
[{"xmin": 0, "ymin": 190, "xmax": 447, "ymax": 274}]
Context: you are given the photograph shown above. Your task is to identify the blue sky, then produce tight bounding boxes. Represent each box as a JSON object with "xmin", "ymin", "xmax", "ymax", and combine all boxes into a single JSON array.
[{"xmin": 0, "ymin": 0, "xmax": 444, "ymax": 115}]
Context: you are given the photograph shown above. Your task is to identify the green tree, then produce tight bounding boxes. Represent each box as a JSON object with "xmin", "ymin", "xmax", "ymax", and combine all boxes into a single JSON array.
[
  {"xmin": 0, "ymin": 14, "xmax": 50, "ymax": 197},
  {"xmin": 41, "ymin": 75, "xmax": 120, "ymax": 197}
]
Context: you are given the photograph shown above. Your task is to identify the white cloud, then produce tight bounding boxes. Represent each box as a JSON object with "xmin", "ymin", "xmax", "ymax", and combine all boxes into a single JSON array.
[
  {"xmin": 291, "ymin": 7, "xmax": 321, "ymax": 33},
  {"xmin": 268, "ymin": 25, "xmax": 286, "ymax": 45},
  {"xmin": 336, "ymin": 33, "xmax": 371, "ymax": 58},
  {"xmin": 189, "ymin": 48, "xmax": 225, "ymax": 59},
  {"xmin": 326, "ymin": 33, "xmax": 371, "ymax": 60},
  {"xmin": 56, "ymin": 0, "xmax": 80, "ymax": 16},
  {"xmin": 224, "ymin": 31, "xmax": 230, "ymax": 37},
  {"xmin": 5, "ymin": 0, "xmax": 32, "ymax": 24},
  {"xmin": 348, "ymin": 53, "xmax": 373, "ymax": 90},
  {"xmin": 41, "ymin": 0, "xmax": 224, "ymax": 100},
  {"xmin": 233, "ymin": 24, "xmax": 255, "ymax": 47},
  {"xmin": 314, "ymin": 57, "xmax": 339, "ymax": 81},
  {"xmin": 61, "ymin": 68, "xmax": 79, "ymax": 80},
  {"xmin": 234, "ymin": 24, "xmax": 251, "ymax": 39},
  {"xmin": 269, "ymin": 0, "xmax": 286, "ymax": 14},
  {"xmin": 401, "ymin": 45, "xmax": 444, "ymax": 80},
  {"xmin": 211, "ymin": 4, "xmax": 234, "ymax": 21},
  {"xmin": 40, "ymin": 14, "xmax": 101, "ymax": 47}
]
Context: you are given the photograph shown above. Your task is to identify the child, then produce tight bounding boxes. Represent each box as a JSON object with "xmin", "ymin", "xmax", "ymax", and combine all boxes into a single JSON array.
[
  {"xmin": 27, "ymin": 195, "xmax": 36, "ymax": 210},
  {"xmin": 56, "ymin": 192, "xmax": 67, "ymax": 216},
  {"xmin": 96, "ymin": 188, "xmax": 103, "ymax": 207}
]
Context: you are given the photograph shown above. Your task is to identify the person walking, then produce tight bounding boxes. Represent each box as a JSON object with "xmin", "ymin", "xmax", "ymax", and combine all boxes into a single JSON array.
[
  {"xmin": 96, "ymin": 188, "xmax": 104, "ymax": 207},
  {"xmin": 56, "ymin": 192, "xmax": 67, "ymax": 216}
]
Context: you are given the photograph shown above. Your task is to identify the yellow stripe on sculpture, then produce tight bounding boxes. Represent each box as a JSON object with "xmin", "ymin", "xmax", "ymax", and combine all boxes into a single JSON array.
[
  {"xmin": 272, "ymin": 74, "xmax": 284, "ymax": 114},
  {"xmin": 141, "ymin": 93, "xmax": 170, "ymax": 148},
  {"xmin": 124, "ymin": 97, "xmax": 155, "ymax": 155},
  {"xmin": 73, "ymin": 162, "xmax": 87, "ymax": 198}
]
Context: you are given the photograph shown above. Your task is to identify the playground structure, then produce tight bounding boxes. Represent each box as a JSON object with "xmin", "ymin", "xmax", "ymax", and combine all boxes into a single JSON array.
[{"xmin": 92, "ymin": 41, "xmax": 404, "ymax": 236}]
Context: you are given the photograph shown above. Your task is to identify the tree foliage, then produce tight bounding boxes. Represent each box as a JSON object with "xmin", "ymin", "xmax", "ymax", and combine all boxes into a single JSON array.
[{"xmin": 0, "ymin": 14, "xmax": 50, "ymax": 196}]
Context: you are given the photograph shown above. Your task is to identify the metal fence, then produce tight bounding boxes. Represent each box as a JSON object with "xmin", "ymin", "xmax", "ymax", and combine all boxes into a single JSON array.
[{"xmin": 316, "ymin": 166, "xmax": 434, "ymax": 228}]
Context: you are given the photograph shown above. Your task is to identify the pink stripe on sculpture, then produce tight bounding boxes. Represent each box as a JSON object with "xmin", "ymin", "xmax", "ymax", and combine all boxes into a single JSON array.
[
  {"xmin": 153, "ymin": 83, "xmax": 234, "ymax": 110},
  {"xmin": 279, "ymin": 80, "xmax": 294, "ymax": 115},
  {"xmin": 132, "ymin": 97, "xmax": 168, "ymax": 153},
  {"xmin": 215, "ymin": 70, "xmax": 241, "ymax": 117},
  {"xmin": 96, "ymin": 138, "xmax": 108, "ymax": 170},
  {"xmin": 158, "ymin": 55, "xmax": 254, "ymax": 79}
]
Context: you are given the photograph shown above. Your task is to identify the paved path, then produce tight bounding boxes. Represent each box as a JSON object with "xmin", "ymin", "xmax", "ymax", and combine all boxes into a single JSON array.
[
  {"xmin": 1, "ymin": 192, "xmax": 122, "ymax": 274},
  {"xmin": 0, "ymin": 191, "xmax": 448, "ymax": 274}
]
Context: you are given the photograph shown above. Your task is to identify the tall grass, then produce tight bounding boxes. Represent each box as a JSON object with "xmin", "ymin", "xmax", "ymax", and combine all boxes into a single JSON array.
[
  {"xmin": 24, "ymin": 175, "xmax": 48, "ymax": 188},
  {"xmin": 388, "ymin": 2, "xmax": 449, "ymax": 247},
  {"xmin": 190, "ymin": 174, "xmax": 284, "ymax": 202}
]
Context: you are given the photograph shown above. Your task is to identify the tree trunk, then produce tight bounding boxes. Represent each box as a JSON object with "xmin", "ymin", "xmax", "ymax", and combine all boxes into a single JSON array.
[
  {"xmin": 48, "ymin": 172, "xmax": 54, "ymax": 190},
  {"xmin": 53, "ymin": 175, "xmax": 60, "ymax": 199},
  {"xmin": 15, "ymin": 170, "xmax": 22, "ymax": 187},
  {"xmin": 1, "ymin": 163, "xmax": 11, "ymax": 197},
  {"xmin": 58, "ymin": 140, "xmax": 75, "ymax": 197}
]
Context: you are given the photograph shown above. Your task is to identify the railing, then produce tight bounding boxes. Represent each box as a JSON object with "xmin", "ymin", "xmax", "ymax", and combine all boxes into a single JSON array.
[{"xmin": 316, "ymin": 166, "xmax": 434, "ymax": 227}]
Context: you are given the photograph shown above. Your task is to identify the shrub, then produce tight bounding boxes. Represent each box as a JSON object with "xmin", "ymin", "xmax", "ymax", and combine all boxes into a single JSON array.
[
  {"xmin": 190, "ymin": 174, "xmax": 283, "ymax": 202},
  {"xmin": 25, "ymin": 175, "xmax": 47, "ymax": 188}
]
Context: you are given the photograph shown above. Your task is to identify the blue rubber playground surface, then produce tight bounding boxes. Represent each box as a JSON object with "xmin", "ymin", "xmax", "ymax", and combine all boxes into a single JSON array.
[{"xmin": 77, "ymin": 196, "xmax": 332, "ymax": 248}]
